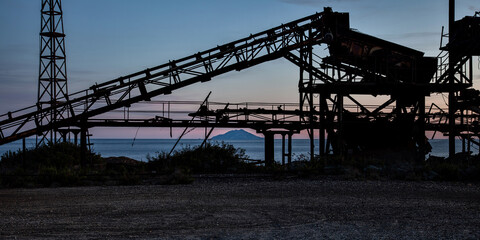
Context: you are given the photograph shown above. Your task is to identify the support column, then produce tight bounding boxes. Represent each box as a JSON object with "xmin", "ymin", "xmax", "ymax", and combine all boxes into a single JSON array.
[
  {"xmin": 461, "ymin": 110, "xmax": 465, "ymax": 153},
  {"xmin": 80, "ymin": 123, "xmax": 87, "ymax": 169},
  {"xmin": 22, "ymin": 138, "xmax": 26, "ymax": 153},
  {"xmin": 74, "ymin": 132, "xmax": 78, "ymax": 146},
  {"xmin": 264, "ymin": 132, "xmax": 275, "ymax": 168},
  {"xmin": 288, "ymin": 133, "xmax": 292, "ymax": 167},
  {"xmin": 307, "ymin": 27, "xmax": 315, "ymax": 162},
  {"xmin": 62, "ymin": 131, "xmax": 67, "ymax": 143},
  {"xmin": 337, "ymin": 94, "xmax": 344, "ymax": 156},
  {"xmin": 418, "ymin": 97, "xmax": 426, "ymax": 160},
  {"xmin": 467, "ymin": 137, "xmax": 471, "ymax": 153},
  {"xmin": 309, "ymin": 114, "xmax": 315, "ymax": 162},
  {"xmin": 319, "ymin": 95, "xmax": 326, "ymax": 156},
  {"xmin": 22, "ymin": 138, "xmax": 26, "ymax": 169},
  {"xmin": 448, "ymin": 0, "xmax": 456, "ymax": 158},
  {"xmin": 282, "ymin": 134, "xmax": 286, "ymax": 167}
]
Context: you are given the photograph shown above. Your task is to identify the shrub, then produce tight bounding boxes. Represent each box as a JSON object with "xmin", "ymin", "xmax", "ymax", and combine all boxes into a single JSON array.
[
  {"xmin": 0, "ymin": 142, "xmax": 102, "ymax": 187},
  {"xmin": 146, "ymin": 142, "xmax": 254, "ymax": 174}
]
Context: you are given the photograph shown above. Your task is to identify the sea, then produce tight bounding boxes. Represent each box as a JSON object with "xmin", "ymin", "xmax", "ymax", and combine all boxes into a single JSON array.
[{"xmin": 0, "ymin": 138, "xmax": 470, "ymax": 162}]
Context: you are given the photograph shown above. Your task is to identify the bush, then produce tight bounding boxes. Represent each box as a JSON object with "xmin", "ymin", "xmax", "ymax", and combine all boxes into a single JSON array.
[
  {"xmin": 0, "ymin": 142, "xmax": 102, "ymax": 187},
  {"xmin": 146, "ymin": 142, "xmax": 254, "ymax": 174}
]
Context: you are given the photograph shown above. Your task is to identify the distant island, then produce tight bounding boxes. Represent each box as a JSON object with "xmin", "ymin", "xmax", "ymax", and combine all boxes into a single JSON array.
[{"xmin": 211, "ymin": 129, "xmax": 263, "ymax": 141}]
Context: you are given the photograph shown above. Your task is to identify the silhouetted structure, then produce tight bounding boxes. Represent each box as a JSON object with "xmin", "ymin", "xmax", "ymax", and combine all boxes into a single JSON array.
[
  {"xmin": 0, "ymin": 2, "xmax": 479, "ymax": 166},
  {"xmin": 37, "ymin": 0, "xmax": 70, "ymax": 145}
]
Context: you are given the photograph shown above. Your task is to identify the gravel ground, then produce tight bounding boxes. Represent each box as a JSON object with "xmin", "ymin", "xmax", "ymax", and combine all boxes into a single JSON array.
[{"xmin": 0, "ymin": 177, "xmax": 479, "ymax": 239}]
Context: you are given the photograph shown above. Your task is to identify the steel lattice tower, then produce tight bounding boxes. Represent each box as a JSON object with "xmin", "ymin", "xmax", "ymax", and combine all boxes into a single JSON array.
[{"xmin": 37, "ymin": 0, "xmax": 69, "ymax": 145}]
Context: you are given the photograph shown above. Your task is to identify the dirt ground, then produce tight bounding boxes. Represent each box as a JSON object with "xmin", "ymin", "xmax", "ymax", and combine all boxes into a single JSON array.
[{"xmin": 0, "ymin": 177, "xmax": 479, "ymax": 239}]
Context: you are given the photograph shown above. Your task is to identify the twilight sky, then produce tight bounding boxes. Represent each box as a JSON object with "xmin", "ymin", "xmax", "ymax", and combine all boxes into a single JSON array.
[{"xmin": 0, "ymin": 0, "xmax": 479, "ymax": 139}]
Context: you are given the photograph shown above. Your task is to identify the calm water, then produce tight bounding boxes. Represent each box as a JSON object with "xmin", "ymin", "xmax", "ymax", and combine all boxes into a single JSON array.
[{"xmin": 0, "ymin": 138, "xmax": 468, "ymax": 162}]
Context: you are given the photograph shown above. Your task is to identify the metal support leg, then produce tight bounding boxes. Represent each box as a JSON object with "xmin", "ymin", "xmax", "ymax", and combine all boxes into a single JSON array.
[
  {"xmin": 467, "ymin": 138, "xmax": 471, "ymax": 154},
  {"xmin": 319, "ymin": 96, "xmax": 326, "ymax": 156},
  {"xmin": 74, "ymin": 132, "xmax": 78, "ymax": 146},
  {"xmin": 418, "ymin": 97, "xmax": 426, "ymax": 160},
  {"xmin": 448, "ymin": 0, "xmax": 456, "ymax": 158},
  {"xmin": 80, "ymin": 124, "xmax": 87, "ymax": 169},
  {"xmin": 282, "ymin": 134, "xmax": 286, "ymax": 167},
  {"xmin": 22, "ymin": 138, "xmax": 26, "ymax": 169},
  {"xmin": 288, "ymin": 133, "xmax": 292, "ymax": 167},
  {"xmin": 337, "ymin": 94, "xmax": 344, "ymax": 156}
]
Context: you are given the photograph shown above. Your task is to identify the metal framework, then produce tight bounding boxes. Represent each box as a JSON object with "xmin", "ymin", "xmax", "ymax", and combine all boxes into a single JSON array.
[
  {"xmin": 37, "ymin": 0, "xmax": 69, "ymax": 145},
  {"xmin": 0, "ymin": 4, "xmax": 479, "ymax": 165},
  {"xmin": 0, "ymin": 11, "xmax": 332, "ymax": 145}
]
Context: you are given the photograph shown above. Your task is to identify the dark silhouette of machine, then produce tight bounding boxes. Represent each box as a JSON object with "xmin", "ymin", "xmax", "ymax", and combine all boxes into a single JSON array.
[{"xmin": 1, "ymin": 3, "xmax": 479, "ymax": 166}]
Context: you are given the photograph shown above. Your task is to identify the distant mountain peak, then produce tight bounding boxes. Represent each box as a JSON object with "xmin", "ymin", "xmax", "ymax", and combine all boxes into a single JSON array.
[{"xmin": 211, "ymin": 129, "xmax": 263, "ymax": 141}]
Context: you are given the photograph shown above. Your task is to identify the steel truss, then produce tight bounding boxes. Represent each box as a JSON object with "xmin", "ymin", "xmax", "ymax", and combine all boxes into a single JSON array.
[
  {"xmin": 1, "ymin": 5, "xmax": 479, "ymax": 163},
  {"xmin": 286, "ymin": 9, "xmax": 479, "ymax": 159},
  {"xmin": 0, "ymin": 9, "xmax": 336, "ymax": 145},
  {"xmin": 37, "ymin": 0, "xmax": 70, "ymax": 145}
]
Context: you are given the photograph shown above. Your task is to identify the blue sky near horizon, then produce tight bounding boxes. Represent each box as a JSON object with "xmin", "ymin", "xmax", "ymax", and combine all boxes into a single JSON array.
[{"xmin": 0, "ymin": 0, "xmax": 479, "ymax": 139}]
